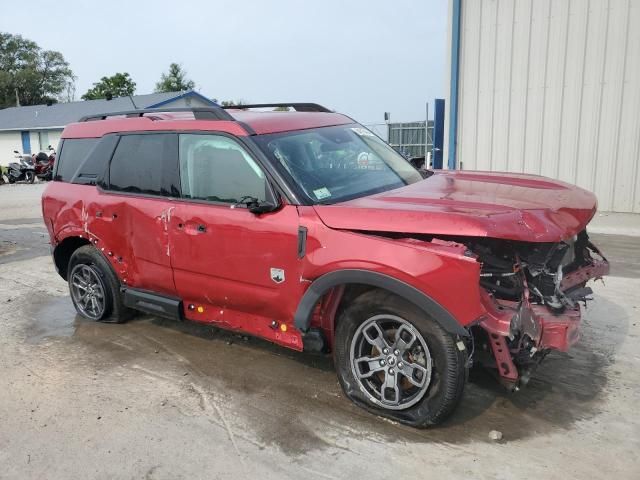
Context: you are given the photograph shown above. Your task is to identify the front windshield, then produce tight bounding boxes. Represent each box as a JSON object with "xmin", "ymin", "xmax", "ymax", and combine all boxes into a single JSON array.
[{"xmin": 253, "ymin": 124, "xmax": 423, "ymax": 204}]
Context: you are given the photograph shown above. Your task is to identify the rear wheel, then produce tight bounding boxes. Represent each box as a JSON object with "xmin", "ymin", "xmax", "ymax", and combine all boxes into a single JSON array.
[
  {"xmin": 25, "ymin": 171, "xmax": 35, "ymax": 183},
  {"xmin": 334, "ymin": 290, "xmax": 467, "ymax": 427},
  {"xmin": 67, "ymin": 245, "xmax": 132, "ymax": 323}
]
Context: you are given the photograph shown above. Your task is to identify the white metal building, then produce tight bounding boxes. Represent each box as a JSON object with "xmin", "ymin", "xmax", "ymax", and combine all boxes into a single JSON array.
[{"xmin": 444, "ymin": 0, "xmax": 640, "ymax": 213}]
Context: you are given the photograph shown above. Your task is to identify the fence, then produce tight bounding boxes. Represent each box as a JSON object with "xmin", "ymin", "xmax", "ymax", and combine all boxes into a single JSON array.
[{"xmin": 387, "ymin": 121, "xmax": 434, "ymax": 159}]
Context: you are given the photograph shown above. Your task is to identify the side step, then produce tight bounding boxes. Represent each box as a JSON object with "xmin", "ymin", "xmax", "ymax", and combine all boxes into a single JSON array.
[{"xmin": 122, "ymin": 288, "xmax": 182, "ymax": 320}]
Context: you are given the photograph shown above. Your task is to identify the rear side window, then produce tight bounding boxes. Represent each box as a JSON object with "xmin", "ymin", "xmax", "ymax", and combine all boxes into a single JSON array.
[
  {"xmin": 71, "ymin": 135, "xmax": 119, "ymax": 185},
  {"xmin": 108, "ymin": 134, "xmax": 176, "ymax": 196},
  {"xmin": 55, "ymin": 138, "xmax": 99, "ymax": 181}
]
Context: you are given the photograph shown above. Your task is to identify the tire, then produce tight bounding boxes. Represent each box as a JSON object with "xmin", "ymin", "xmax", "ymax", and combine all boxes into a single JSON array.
[
  {"xmin": 25, "ymin": 171, "xmax": 35, "ymax": 183},
  {"xmin": 8, "ymin": 177, "xmax": 15, "ymax": 184},
  {"xmin": 334, "ymin": 290, "xmax": 467, "ymax": 427},
  {"xmin": 67, "ymin": 245, "xmax": 133, "ymax": 323}
]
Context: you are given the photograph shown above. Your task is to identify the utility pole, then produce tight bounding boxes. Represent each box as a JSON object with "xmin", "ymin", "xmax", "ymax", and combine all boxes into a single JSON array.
[
  {"xmin": 15, "ymin": 88, "xmax": 20, "ymax": 107},
  {"xmin": 425, "ymin": 102, "xmax": 429, "ymax": 165}
]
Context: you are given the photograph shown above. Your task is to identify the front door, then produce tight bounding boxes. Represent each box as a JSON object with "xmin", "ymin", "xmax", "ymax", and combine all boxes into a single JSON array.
[
  {"xmin": 21, "ymin": 131, "xmax": 31, "ymax": 154},
  {"xmin": 169, "ymin": 133, "xmax": 304, "ymax": 348}
]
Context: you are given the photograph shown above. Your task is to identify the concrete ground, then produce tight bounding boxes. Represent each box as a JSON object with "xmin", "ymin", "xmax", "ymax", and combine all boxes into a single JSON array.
[{"xmin": 0, "ymin": 182, "xmax": 638, "ymax": 480}]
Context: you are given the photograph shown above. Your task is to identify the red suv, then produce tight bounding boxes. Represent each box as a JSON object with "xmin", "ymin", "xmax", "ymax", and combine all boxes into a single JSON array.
[{"xmin": 42, "ymin": 103, "xmax": 609, "ymax": 426}]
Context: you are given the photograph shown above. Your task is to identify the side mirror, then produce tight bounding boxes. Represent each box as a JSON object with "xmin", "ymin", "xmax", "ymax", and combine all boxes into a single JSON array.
[
  {"xmin": 248, "ymin": 200, "xmax": 278, "ymax": 215},
  {"xmin": 409, "ymin": 156, "xmax": 425, "ymax": 170},
  {"xmin": 13, "ymin": 150, "xmax": 19, "ymax": 154},
  {"xmin": 48, "ymin": 145, "xmax": 53, "ymax": 151}
]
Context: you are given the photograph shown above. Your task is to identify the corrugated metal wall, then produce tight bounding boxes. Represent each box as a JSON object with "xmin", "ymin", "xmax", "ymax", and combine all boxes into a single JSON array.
[{"xmin": 451, "ymin": 0, "xmax": 640, "ymax": 212}]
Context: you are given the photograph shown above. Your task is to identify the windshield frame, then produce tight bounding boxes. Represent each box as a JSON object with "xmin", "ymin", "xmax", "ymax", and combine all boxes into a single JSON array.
[{"xmin": 251, "ymin": 123, "xmax": 424, "ymax": 205}]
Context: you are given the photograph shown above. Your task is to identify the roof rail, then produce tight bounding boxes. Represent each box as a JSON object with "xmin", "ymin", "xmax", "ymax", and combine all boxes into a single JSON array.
[
  {"xmin": 79, "ymin": 107, "xmax": 234, "ymax": 122},
  {"xmin": 221, "ymin": 103, "xmax": 331, "ymax": 113}
]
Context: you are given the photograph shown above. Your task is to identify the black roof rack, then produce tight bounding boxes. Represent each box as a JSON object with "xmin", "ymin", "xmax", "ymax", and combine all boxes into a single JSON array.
[
  {"xmin": 220, "ymin": 103, "xmax": 331, "ymax": 113},
  {"xmin": 79, "ymin": 107, "xmax": 234, "ymax": 122}
]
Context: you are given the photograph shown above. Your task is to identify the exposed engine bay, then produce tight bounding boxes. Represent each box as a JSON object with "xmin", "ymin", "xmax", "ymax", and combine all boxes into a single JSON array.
[
  {"xmin": 464, "ymin": 230, "xmax": 609, "ymax": 389},
  {"xmin": 472, "ymin": 230, "xmax": 605, "ymax": 309}
]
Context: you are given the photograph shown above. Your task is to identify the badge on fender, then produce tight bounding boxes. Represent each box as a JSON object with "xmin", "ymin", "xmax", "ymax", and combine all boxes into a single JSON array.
[{"xmin": 270, "ymin": 268, "xmax": 285, "ymax": 284}]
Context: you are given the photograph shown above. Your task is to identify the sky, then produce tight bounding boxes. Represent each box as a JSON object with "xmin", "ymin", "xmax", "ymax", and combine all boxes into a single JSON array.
[{"xmin": 0, "ymin": 0, "xmax": 447, "ymax": 129}]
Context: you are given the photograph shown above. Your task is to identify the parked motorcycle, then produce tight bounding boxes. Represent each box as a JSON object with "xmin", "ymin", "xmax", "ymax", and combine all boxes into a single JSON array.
[
  {"xmin": 7, "ymin": 150, "xmax": 35, "ymax": 184},
  {"xmin": 32, "ymin": 145, "xmax": 56, "ymax": 181}
]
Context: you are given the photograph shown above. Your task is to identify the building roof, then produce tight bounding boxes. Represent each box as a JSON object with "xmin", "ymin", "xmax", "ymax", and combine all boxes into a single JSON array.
[{"xmin": 0, "ymin": 91, "xmax": 215, "ymax": 131}]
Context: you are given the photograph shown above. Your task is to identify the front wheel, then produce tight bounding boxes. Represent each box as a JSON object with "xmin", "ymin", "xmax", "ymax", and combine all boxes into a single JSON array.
[
  {"xmin": 25, "ymin": 171, "xmax": 35, "ymax": 183},
  {"xmin": 334, "ymin": 290, "xmax": 467, "ymax": 427}
]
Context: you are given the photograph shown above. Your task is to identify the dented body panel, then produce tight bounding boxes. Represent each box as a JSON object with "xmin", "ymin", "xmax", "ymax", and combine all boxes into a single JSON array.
[
  {"xmin": 314, "ymin": 170, "xmax": 597, "ymax": 242},
  {"xmin": 43, "ymin": 184, "xmax": 177, "ymax": 296},
  {"xmin": 297, "ymin": 206, "xmax": 484, "ymax": 332}
]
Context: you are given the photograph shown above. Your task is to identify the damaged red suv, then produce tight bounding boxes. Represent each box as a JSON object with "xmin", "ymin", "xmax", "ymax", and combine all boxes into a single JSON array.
[{"xmin": 42, "ymin": 103, "xmax": 609, "ymax": 426}]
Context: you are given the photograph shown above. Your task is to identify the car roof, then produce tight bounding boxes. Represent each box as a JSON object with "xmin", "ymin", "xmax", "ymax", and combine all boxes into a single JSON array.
[
  {"xmin": 228, "ymin": 110, "xmax": 353, "ymax": 135},
  {"xmin": 61, "ymin": 107, "xmax": 354, "ymax": 139}
]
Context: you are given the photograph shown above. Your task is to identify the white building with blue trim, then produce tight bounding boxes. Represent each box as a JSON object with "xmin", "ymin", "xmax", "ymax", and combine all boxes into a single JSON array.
[{"xmin": 0, "ymin": 90, "xmax": 216, "ymax": 160}]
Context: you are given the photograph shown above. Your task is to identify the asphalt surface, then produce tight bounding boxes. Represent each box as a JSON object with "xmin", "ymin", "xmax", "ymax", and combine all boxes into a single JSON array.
[{"xmin": 1, "ymin": 183, "xmax": 639, "ymax": 480}]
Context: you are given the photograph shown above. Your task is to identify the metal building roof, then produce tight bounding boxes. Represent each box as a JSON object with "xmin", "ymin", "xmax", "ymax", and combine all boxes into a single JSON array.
[{"xmin": 0, "ymin": 91, "xmax": 213, "ymax": 131}]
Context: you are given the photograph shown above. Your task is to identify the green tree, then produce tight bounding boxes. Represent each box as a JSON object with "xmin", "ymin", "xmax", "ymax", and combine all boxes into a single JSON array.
[
  {"xmin": 0, "ymin": 32, "xmax": 75, "ymax": 108},
  {"xmin": 220, "ymin": 99, "xmax": 248, "ymax": 107},
  {"xmin": 81, "ymin": 72, "xmax": 136, "ymax": 100},
  {"xmin": 155, "ymin": 63, "xmax": 195, "ymax": 93}
]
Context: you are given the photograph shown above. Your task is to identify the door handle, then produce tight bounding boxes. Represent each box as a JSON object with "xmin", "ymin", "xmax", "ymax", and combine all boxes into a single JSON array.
[{"xmin": 179, "ymin": 221, "xmax": 207, "ymax": 234}]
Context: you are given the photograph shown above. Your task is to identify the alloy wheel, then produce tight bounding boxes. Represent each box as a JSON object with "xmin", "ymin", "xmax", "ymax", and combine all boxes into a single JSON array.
[
  {"xmin": 350, "ymin": 314, "xmax": 432, "ymax": 410},
  {"xmin": 70, "ymin": 264, "xmax": 106, "ymax": 320}
]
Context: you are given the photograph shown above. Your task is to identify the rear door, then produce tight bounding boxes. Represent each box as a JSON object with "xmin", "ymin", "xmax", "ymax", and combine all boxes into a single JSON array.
[
  {"xmin": 169, "ymin": 133, "xmax": 304, "ymax": 345},
  {"xmin": 100, "ymin": 133, "xmax": 179, "ymax": 296}
]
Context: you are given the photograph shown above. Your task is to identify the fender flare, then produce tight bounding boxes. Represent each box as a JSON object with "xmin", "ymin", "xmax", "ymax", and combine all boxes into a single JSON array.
[{"xmin": 293, "ymin": 269, "xmax": 468, "ymax": 337}]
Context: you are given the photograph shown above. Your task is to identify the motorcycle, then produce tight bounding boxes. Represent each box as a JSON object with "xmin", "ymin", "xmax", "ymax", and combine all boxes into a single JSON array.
[
  {"xmin": 32, "ymin": 145, "xmax": 56, "ymax": 181},
  {"xmin": 7, "ymin": 150, "xmax": 36, "ymax": 184}
]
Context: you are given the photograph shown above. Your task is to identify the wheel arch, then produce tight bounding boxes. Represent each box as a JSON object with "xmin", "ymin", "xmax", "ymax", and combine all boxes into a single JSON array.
[
  {"xmin": 53, "ymin": 236, "xmax": 92, "ymax": 280},
  {"xmin": 294, "ymin": 269, "xmax": 468, "ymax": 337}
]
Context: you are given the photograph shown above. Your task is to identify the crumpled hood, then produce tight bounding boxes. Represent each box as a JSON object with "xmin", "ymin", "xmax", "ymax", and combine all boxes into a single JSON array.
[{"xmin": 313, "ymin": 170, "xmax": 598, "ymax": 242}]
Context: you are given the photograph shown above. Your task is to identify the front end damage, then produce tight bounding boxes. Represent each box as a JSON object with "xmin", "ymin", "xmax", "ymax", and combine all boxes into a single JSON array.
[{"xmin": 467, "ymin": 230, "xmax": 609, "ymax": 389}]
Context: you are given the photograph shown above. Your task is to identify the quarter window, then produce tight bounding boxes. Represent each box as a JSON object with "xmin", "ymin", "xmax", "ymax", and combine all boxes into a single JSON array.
[
  {"xmin": 179, "ymin": 134, "xmax": 269, "ymax": 204},
  {"xmin": 55, "ymin": 138, "xmax": 99, "ymax": 182}
]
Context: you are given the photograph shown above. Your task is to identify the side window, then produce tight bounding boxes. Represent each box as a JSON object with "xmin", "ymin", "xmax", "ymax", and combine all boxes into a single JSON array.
[
  {"xmin": 70, "ymin": 135, "xmax": 119, "ymax": 185},
  {"xmin": 109, "ymin": 134, "xmax": 175, "ymax": 196},
  {"xmin": 55, "ymin": 138, "xmax": 99, "ymax": 182},
  {"xmin": 178, "ymin": 134, "xmax": 270, "ymax": 204}
]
